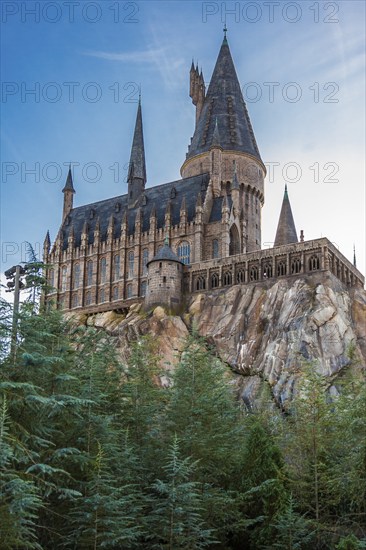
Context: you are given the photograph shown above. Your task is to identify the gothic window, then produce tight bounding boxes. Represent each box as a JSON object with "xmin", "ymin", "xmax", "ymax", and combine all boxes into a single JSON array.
[
  {"xmin": 72, "ymin": 294, "xmax": 78, "ymax": 308},
  {"xmin": 195, "ymin": 276, "xmax": 206, "ymax": 291},
  {"xmin": 73, "ymin": 264, "xmax": 80, "ymax": 289},
  {"xmin": 61, "ymin": 266, "xmax": 67, "ymax": 292},
  {"xmin": 114, "ymin": 255, "xmax": 120, "ymax": 281},
  {"xmin": 229, "ymin": 225, "xmax": 240, "ymax": 256},
  {"xmin": 309, "ymin": 255, "xmax": 320, "ymax": 271},
  {"xmin": 49, "ymin": 269, "xmax": 54, "ymax": 289},
  {"xmin": 86, "ymin": 260, "xmax": 93, "ymax": 286},
  {"xmin": 277, "ymin": 261, "xmax": 286, "ymax": 276},
  {"xmin": 223, "ymin": 271, "xmax": 232, "ymax": 286},
  {"xmin": 85, "ymin": 291, "xmax": 91, "ymax": 306},
  {"xmin": 291, "ymin": 258, "xmax": 301, "ymax": 274},
  {"xmin": 249, "ymin": 266, "xmax": 258, "ymax": 281},
  {"xmin": 212, "ymin": 239, "xmax": 219, "ymax": 259},
  {"xmin": 142, "ymin": 249, "xmax": 149, "ymax": 275},
  {"xmin": 236, "ymin": 269, "xmax": 245, "ymax": 284},
  {"xmin": 128, "ymin": 251, "xmax": 134, "ymax": 278},
  {"xmin": 99, "ymin": 289, "xmax": 105, "ymax": 303},
  {"xmin": 177, "ymin": 241, "xmax": 191, "ymax": 265},
  {"xmin": 141, "ymin": 281, "xmax": 147, "ymax": 297},
  {"xmin": 263, "ymin": 263, "xmax": 273, "ymax": 278},
  {"xmin": 113, "ymin": 286, "xmax": 119, "ymax": 301},
  {"xmin": 126, "ymin": 284, "xmax": 132, "ymax": 298},
  {"xmin": 211, "ymin": 272, "xmax": 219, "ymax": 289},
  {"xmin": 100, "ymin": 258, "xmax": 107, "ymax": 284}
]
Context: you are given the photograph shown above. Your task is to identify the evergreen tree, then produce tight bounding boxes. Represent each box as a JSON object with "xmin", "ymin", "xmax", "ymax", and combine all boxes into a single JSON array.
[{"xmin": 148, "ymin": 435, "xmax": 216, "ymax": 549}]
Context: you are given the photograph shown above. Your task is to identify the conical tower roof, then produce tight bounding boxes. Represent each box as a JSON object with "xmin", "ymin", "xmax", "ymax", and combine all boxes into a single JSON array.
[
  {"xmin": 186, "ymin": 36, "xmax": 263, "ymax": 165},
  {"xmin": 128, "ymin": 99, "xmax": 147, "ymax": 184},
  {"xmin": 274, "ymin": 186, "xmax": 298, "ymax": 247},
  {"xmin": 62, "ymin": 165, "xmax": 75, "ymax": 193}
]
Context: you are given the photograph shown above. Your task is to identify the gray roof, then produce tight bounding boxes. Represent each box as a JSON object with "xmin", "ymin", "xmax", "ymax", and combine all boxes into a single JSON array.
[
  {"xmin": 58, "ymin": 173, "xmax": 210, "ymax": 250},
  {"xmin": 274, "ymin": 186, "xmax": 298, "ymax": 247},
  {"xmin": 147, "ymin": 243, "xmax": 183, "ymax": 265},
  {"xmin": 186, "ymin": 37, "xmax": 263, "ymax": 165}
]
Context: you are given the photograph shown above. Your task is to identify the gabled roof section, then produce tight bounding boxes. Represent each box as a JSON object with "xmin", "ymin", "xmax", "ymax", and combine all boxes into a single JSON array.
[
  {"xmin": 127, "ymin": 99, "xmax": 146, "ymax": 184},
  {"xmin": 274, "ymin": 186, "xmax": 298, "ymax": 247},
  {"xmin": 58, "ymin": 173, "xmax": 210, "ymax": 250},
  {"xmin": 186, "ymin": 37, "xmax": 263, "ymax": 164}
]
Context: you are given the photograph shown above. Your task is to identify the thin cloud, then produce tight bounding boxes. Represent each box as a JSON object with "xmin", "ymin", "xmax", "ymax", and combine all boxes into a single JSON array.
[{"xmin": 82, "ymin": 48, "xmax": 167, "ymax": 63}]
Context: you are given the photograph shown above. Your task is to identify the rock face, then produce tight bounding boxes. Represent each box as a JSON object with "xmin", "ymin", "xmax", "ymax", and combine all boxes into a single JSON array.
[{"xmin": 66, "ymin": 273, "xmax": 366, "ymax": 409}]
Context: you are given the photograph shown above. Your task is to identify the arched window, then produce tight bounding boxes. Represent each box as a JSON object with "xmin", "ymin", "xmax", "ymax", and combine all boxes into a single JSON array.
[
  {"xmin": 72, "ymin": 294, "xmax": 78, "ymax": 308},
  {"xmin": 99, "ymin": 289, "xmax": 105, "ymax": 303},
  {"xmin": 100, "ymin": 258, "xmax": 107, "ymax": 284},
  {"xmin": 211, "ymin": 272, "xmax": 219, "ymax": 289},
  {"xmin": 229, "ymin": 225, "xmax": 240, "ymax": 256},
  {"xmin": 49, "ymin": 269, "xmax": 54, "ymax": 289},
  {"xmin": 223, "ymin": 271, "xmax": 232, "ymax": 286},
  {"xmin": 309, "ymin": 255, "xmax": 320, "ymax": 271},
  {"xmin": 236, "ymin": 269, "xmax": 245, "ymax": 284},
  {"xmin": 195, "ymin": 276, "xmax": 206, "ymax": 291},
  {"xmin": 263, "ymin": 263, "xmax": 273, "ymax": 278},
  {"xmin": 114, "ymin": 255, "xmax": 120, "ymax": 281},
  {"xmin": 212, "ymin": 239, "xmax": 219, "ymax": 259},
  {"xmin": 61, "ymin": 266, "xmax": 67, "ymax": 292},
  {"xmin": 142, "ymin": 249, "xmax": 149, "ymax": 275},
  {"xmin": 86, "ymin": 261, "xmax": 93, "ymax": 286},
  {"xmin": 249, "ymin": 266, "xmax": 258, "ymax": 281},
  {"xmin": 291, "ymin": 258, "xmax": 301, "ymax": 274},
  {"xmin": 126, "ymin": 284, "xmax": 132, "ymax": 298},
  {"xmin": 128, "ymin": 251, "xmax": 134, "ymax": 278},
  {"xmin": 85, "ymin": 291, "xmax": 91, "ymax": 306},
  {"xmin": 113, "ymin": 286, "xmax": 119, "ymax": 301},
  {"xmin": 177, "ymin": 241, "xmax": 191, "ymax": 265},
  {"xmin": 141, "ymin": 281, "xmax": 147, "ymax": 297},
  {"xmin": 277, "ymin": 261, "xmax": 286, "ymax": 277},
  {"xmin": 73, "ymin": 264, "xmax": 80, "ymax": 289}
]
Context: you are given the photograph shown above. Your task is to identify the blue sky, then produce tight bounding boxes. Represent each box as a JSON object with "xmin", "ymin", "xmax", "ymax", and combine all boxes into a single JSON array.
[{"xmin": 1, "ymin": 0, "xmax": 365, "ymax": 286}]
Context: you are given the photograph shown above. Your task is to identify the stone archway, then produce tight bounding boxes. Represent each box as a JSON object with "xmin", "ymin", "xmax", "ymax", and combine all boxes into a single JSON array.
[{"xmin": 229, "ymin": 225, "xmax": 240, "ymax": 256}]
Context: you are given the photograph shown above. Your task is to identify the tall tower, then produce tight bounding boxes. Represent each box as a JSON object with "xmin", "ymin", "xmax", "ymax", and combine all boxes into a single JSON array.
[
  {"xmin": 127, "ymin": 98, "xmax": 147, "ymax": 208},
  {"xmin": 181, "ymin": 32, "xmax": 265, "ymax": 252},
  {"xmin": 62, "ymin": 166, "xmax": 75, "ymax": 221}
]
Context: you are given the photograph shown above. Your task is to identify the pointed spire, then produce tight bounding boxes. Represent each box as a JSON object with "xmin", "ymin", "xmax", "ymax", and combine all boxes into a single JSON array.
[
  {"xmin": 211, "ymin": 117, "xmax": 222, "ymax": 148},
  {"xmin": 353, "ymin": 245, "xmax": 357, "ymax": 268},
  {"xmin": 274, "ymin": 186, "xmax": 298, "ymax": 247},
  {"xmin": 185, "ymin": 36, "xmax": 263, "ymax": 166},
  {"xmin": 128, "ymin": 99, "xmax": 146, "ymax": 206},
  {"xmin": 223, "ymin": 23, "xmax": 228, "ymax": 44},
  {"xmin": 43, "ymin": 230, "xmax": 51, "ymax": 249},
  {"xmin": 62, "ymin": 165, "xmax": 75, "ymax": 193}
]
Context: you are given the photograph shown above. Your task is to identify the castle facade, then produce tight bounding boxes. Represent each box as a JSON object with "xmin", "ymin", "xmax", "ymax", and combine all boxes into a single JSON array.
[{"xmin": 43, "ymin": 34, "xmax": 364, "ymax": 313}]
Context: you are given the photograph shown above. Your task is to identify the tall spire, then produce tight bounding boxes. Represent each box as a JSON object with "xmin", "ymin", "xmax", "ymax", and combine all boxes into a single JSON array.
[
  {"xmin": 274, "ymin": 185, "xmax": 298, "ymax": 247},
  {"xmin": 127, "ymin": 98, "xmax": 146, "ymax": 207},
  {"xmin": 186, "ymin": 35, "xmax": 262, "ymax": 164},
  {"xmin": 353, "ymin": 245, "xmax": 357, "ymax": 268},
  {"xmin": 62, "ymin": 165, "xmax": 75, "ymax": 222}
]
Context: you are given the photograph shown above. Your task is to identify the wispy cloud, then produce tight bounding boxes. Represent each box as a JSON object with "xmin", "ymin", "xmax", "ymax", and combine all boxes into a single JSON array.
[{"xmin": 82, "ymin": 48, "xmax": 167, "ymax": 63}]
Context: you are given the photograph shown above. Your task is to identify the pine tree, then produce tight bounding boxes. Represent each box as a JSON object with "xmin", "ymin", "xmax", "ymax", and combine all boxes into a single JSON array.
[{"xmin": 148, "ymin": 435, "xmax": 216, "ymax": 549}]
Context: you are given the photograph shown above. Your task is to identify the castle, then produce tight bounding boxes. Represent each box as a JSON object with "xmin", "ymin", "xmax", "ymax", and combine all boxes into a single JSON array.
[{"xmin": 43, "ymin": 32, "xmax": 364, "ymax": 313}]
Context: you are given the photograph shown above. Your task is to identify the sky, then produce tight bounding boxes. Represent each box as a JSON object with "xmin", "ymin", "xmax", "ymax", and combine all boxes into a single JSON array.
[{"xmin": 1, "ymin": 0, "xmax": 365, "ymax": 293}]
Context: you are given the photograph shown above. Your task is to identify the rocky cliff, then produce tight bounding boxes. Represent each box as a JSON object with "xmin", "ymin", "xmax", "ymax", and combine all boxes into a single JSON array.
[{"xmin": 67, "ymin": 272, "xmax": 366, "ymax": 409}]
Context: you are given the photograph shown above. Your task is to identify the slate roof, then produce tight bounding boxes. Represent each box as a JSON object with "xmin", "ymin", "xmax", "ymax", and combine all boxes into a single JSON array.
[
  {"xmin": 186, "ymin": 37, "xmax": 263, "ymax": 165},
  {"xmin": 274, "ymin": 186, "xmax": 298, "ymax": 247},
  {"xmin": 59, "ymin": 173, "xmax": 210, "ymax": 250},
  {"xmin": 62, "ymin": 166, "xmax": 75, "ymax": 193},
  {"xmin": 148, "ymin": 243, "xmax": 183, "ymax": 265}
]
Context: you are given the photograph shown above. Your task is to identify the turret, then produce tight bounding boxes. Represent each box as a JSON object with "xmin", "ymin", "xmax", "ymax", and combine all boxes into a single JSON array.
[
  {"xmin": 43, "ymin": 230, "xmax": 51, "ymax": 261},
  {"xmin": 127, "ymin": 98, "xmax": 147, "ymax": 208},
  {"xmin": 190, "ymin": 62, "xmax": 206, "ymax": 125},
  {"xmin": 62, "ymin": 166, "xmax": 75, "ymax": 222}
]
